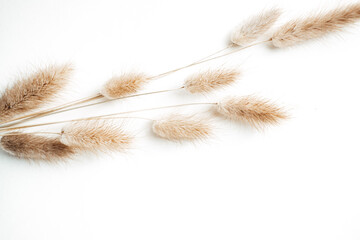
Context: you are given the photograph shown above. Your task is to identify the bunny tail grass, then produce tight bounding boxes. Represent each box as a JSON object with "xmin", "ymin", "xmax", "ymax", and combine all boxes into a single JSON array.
[
  {"xmin": 0, "ymin": 64, "xmax": 73, "ymax": 122},
  {"xmin": 100, "ymin": 72, "xmax": 149, "ymax": 99},
  {"xmin": 231, "ymin": 8, "xmax": 282, "ymax": 46},
  {"xmin": 0, "ymin": 133, "xmax": 75, "ymax": 161},
  {"xmin": 184, "ymin": 68, "xmax": 241, "ymax": 94},
  {"xmin": 271, "ymin": 3, "xmax": 360, "ymax": 47},
  {"xmin": 152, "ymin": 114, "xmax": 212, "ymax": 141},
  {"xmin": 60, "ymin": 120, "xmax": 132, "ymax": 152},
  {"xmin": 216, "ymin": 96, "xmax": 287, "ymax": 128}
]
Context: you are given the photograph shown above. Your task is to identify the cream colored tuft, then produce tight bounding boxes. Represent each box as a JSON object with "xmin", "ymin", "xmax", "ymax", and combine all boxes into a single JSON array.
[
  {"xmin": 60, "ymin": 120, "xmax": 132, "ymax": 152},
  {"xmin": 100, "ymin": 72, "xmax": 148, "ymax": 99},
  {"xmin": 271, "ymin": 3, "xmax": 360, "ymax": 47},
  {"xmin": 152, "ymin": 114, "xmax": 212, "ymax": 141},
  {"xmin": 231, "ymin": 8, "xmax": 282, "ymax": 46},
  {"xmin": 0, "ymin": 64, "xmax": 73, "ymax": 122},
  {"xmin": 0, "ymin": 133, "xmax": 74, "ymax": 161},
  {"xmin": 216, "ymin": 96, "xmax": 287, "ymax": 128},
  {"xmin": 184, "ymin": 68, "xmax": 240, "ymax": 94}
]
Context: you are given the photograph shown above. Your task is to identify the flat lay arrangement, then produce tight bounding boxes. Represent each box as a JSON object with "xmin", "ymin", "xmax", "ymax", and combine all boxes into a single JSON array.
[{"xmin": 1, "ymin": 2, "xmax": 360, "ymax": 161}]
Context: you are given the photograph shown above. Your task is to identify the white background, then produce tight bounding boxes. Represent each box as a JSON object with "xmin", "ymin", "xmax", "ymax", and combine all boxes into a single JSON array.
[{"xmin": 1, "ymin": 0, "xmax": 360, "ymax": 239}]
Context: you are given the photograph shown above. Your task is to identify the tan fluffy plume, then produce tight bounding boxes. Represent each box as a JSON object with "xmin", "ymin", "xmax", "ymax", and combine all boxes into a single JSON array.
[
  {"xmin": 100, "ymin": 72, "xmax": 148, "ymax": 99},
  {"xmin": 216, "ymin": 96, "xmax": 287, "ymax": 128},
  {"xmin": 231, "ymin": 8, "xmax": 282, "ymax": 46},
  {"xmin": 184, "ymin": 68, "xmax": 241, "ymax": 94},
  {"xmin": 271, "ymin": 3, "xmax": 360, "ymax": 47},
  {"xmin": 60, "ymin": 120, "xmax": 132, "ymax": 152},
  {"xmin": 0, "ymin": 133, "xmax": 74, "ymax": 161},
  {"xmin": 0, "ymin": 64, "xmax": 73, "ymax": 122},
  {"xmin": 152, "ymin": 114, "xmax": 212, "ymax": 141}
]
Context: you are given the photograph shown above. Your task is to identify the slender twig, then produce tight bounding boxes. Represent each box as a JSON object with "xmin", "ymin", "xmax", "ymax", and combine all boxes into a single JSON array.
[
  {"xmin": 1, "ymin": 88, "xmax": 183, "ymax": 128},
  {"xmin": 0, "ymin": 94, "xmax": 102, "ymax": 126},
  {"xmin": 0, "ymin": 132, "xmax": 61, "ymax": 137},
  {"xmin": 0, "ymin": 40, "xmax": 266, "ymax": 128},
  {"xmin": 192, "ymin": 46, "xmax": 232, "ymax": 64},
  {"xmin": 0, "ymin": 102, "xmax": 217, "ymax": 132},
  {"xmin": 149, "ymin": 40, "xmax": 267, "ymax": 80}
]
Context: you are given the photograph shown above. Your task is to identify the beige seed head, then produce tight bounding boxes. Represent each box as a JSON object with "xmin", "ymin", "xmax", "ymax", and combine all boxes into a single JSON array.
[
  {"xmin": 152, "ymin": 114, "xmax": 212, "ymax": 141},
  {"xmin": 271, "ymin": 3, "xmax": 360, "ymax": 47},
  {"xmin": 231, "ymin": 8, "xmax": 282, "ymax": 46},
  {"xmin": 216, "ymin": 96, "xmax": 287, "ymax": 128},
  {"xmin": 184, "ymin": 68, "xmax": 240, "ymax": 94},
  {"xmin": 60, "ymin": 120, "xmax": 132, "ymax": 152},
  {"xmin": 0, "ymin": 133, "xmax": 75, "ymax": 161},
  {"xmin": 100, "ymin": 72, "xmax": 148, "ymax": 99},
  {"xmin": 0, "ymin": 64, "xmax": 73, "ymax": 122}
]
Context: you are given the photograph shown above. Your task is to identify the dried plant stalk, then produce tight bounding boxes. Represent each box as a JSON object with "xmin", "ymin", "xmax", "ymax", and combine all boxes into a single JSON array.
[
  {"xmin": 0, "ymin": 133, "xmax": 74, "ymax": 161},
  {"xmin": 184, "ymin": 68, "xmax": 241, "ymax": 94},
  {"xmin": 271, "ymin": 3, "xmax": 360, "ymax": 47},
  {"xmin": 100, "ymin": 72, "xmax": 148, "ymax": 99},
  {"xmin": 216, "ymin": 96, "xmax": 287, "ymax": 128},
  {"xmin": 60, "ymin": 120, "xmax": 132, "ymax": 152},
  {"xmin": 0, "ymin": 64, "xmax": 73, "ymax": 122},
  {"xmin": 231, "ymin": 8, "xmax": 282, "ymax": 46},
  {"xmin": 152, "ymin": 114, "xmax": 212, "ymax": 141}
]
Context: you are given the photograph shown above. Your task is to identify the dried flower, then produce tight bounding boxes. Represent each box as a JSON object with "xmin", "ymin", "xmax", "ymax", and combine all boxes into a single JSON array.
[
  {"xmin": 271, "ymin": 3, "xmax": 360, "ymax": 47},
  {"xmin": 152, "ymin": 114, "xmax": 212, "ymax": 141},
  {"xmin": 231, "ymin": 8, "xmax": 282, "ymax": 46},
  {"xmin": 100, "ymin": 72, "xmax": 148, "ymax": 99},
  {"xmin": 0, "ymin": 133, "xmax": 74, "ymax": 161},
  {"xmin": 216, "ymin": 96, "xmax": 287, "ymax": 128},
  {"xmin": 0, "ymin": 64, "xmax": 73, "ymax": 122},
  {"xmin": 184, "ymin": 68, "xmax": 240, "ymax": 93}
]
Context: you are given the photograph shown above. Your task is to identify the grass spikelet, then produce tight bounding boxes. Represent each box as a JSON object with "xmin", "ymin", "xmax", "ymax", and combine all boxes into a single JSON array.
[
  {"xmin": 0, "ymin": 133, "xmax": 74, "ymax": 161},
  {"xmin": 184, "ymin": 68, "xmax": 241, "ymax": 94},
  {"xmin": 0, "ymin": 64, "xmax": 73, "ymax": 122},
  {"xmin": 100, "ymin": 72, "xmax": 148, "ymax": 99},
  {"xmin": 271, "ymin": 3, "xmax": 360, "ymax": 47},
  {"xmin": 60, "ymin": 120, "xmax": 132, "ymax": 152},
  {"xmin": 152, "ymin": 114, "xmax": 212, "ymax": 141},
  {"xmin": 216, "ymin": 96, "xmax": 287, "ymax": 128},
  {"xmin": 231, "ymin": 8, "xmax": 282, "ymax": 46}
]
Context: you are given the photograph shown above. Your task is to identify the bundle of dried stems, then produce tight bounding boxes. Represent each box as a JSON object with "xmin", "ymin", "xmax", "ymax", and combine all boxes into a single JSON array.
[{"xmin": 1, "ymin": 2, "xmax": 359, "ymax": 160}]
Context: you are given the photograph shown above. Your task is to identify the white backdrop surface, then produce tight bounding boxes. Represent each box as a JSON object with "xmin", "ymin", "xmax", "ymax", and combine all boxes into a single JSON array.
[{"xmin": 0, "ymin": 0, "xmax": 360, "ymax": 239}]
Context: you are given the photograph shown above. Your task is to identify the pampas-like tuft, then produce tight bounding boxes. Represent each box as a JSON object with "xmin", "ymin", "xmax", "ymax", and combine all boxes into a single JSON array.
[
  {"xmin": 184, "ymin": 68, "xmax": 240, "ymax": 94},
  {"xmin": 60, "ymin": 120, "xmax": 132, "ymax": 152},
  {"xmin": 271, "ymin": 3, "xmax": 360, "ymax": 47},
  {"xmin": 0, "ymin": 133, "xmax": 74, "ymax": 161},
  {"xmin": 152, "ymin": 114, "xmax": 212, "ymax": 141},
  {"xmin": 0, "ymin": 64, "xmax": 73, "ymax": 122},
  {"xmin": 100, "ymin": 72, "xmax": 148, "ymax": 99},
  {"xmin": 231, "ymin": 8, "xmax": 282, "ymax": 46},
  {"xmin": 216, "ymin": 96, "xmax": 287, "ymax": 128}
]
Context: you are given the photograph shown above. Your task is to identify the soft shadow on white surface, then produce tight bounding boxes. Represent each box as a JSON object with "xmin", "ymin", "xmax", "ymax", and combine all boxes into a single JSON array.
[{"xmin": 1, "ymin": 0, "xmax": 360, "ymax": 239}]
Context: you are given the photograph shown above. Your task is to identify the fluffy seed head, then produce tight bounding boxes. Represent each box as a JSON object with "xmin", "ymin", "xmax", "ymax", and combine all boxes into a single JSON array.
[
  {"xmin": 0, "ymin": 133, "xmax": 74, "ymax": 161},
  {"xmin": 0, "ymin": 64, "xmax": 73, "ymax": 122},
  {"xmin": 271, "ymin": 3, "xmax": 360, "ymax": 47},
  {"xmin": 152, "ymin": 114, "xmax": 212, "ymax": 141},
  {"xmin": 216, "ymin": 96, "xmax": 287, "ymax": 128},
  {"xmin": 100, "ymin": 72, "xmax": 148, "ymax": 99},
  {"xmin": 184, "ymin": 68, "xmax": 241, "ymax": 94},
  {"xmin": 231, "ymin": 8, "xmax": 282, "ymax": 46},
  {"xmin": 60, "ymin": 120, "xmax": 132, "ymax": 152}
]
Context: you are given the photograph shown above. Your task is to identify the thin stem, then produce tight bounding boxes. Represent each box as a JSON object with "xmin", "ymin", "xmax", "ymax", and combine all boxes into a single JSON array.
[
  {"xmin": 0, "ymin": 41, "xmax": 265, "ymax": 128},
  {"xmin": 0, "ymin": 132, "xmax": 61, "ymax": 137},
  {"xmin": 0, "ymin": 102, "xmax": 217, "ymax": 133},
  {"xmin": 49, "ymin": 87, "xmax": 184, "ymax": 116},
  {"xmin": 193, "ymin": 46, "xmax": 231, "ymax": 64},
  {"xmin": 149, "ymin": 40, "xmax": 268, "ymax": 80},
  {"xmin": 1, "ymin": 87, "xmax": 183, "ymax": 128},
  {"xmin": 0, "ymin": 94, "xmax": 103, "ymax": 127}
]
